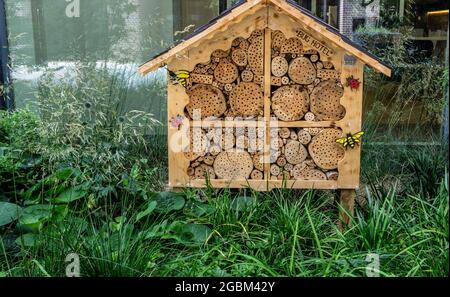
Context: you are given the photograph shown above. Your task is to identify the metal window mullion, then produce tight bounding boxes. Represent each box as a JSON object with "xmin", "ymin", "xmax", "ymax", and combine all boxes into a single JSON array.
[{"xmin": 0, "ymin": 0, "xmax": 14, "ymax": 111}]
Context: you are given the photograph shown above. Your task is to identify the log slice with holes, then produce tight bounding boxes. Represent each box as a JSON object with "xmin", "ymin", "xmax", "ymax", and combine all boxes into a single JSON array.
[
  {"xmin": 230, "ymin": 82, "xmax": 263, "ymax": 117},
  {"xmin": 211, "ymin": 49, "xmax": 229, "ymax": 59},
  {"xmin": 308, "ymin": 128, "xmax": 345, "ymax": 170},
  {"xmin": 241, "ymin": 70, "xmax": 254, "ymax": 82},
  {"xmin": 214, "ymin": 60, "xmax": 239, "ymax": 84},
  {"xmin": 271, "ymin": 56, "xmax": 289, "ymax": 77},
  {"xmin": 251, "ymin": 169, "xmax": 264, "ymax": 180},
  {"xmin": 302, "ymin": 168, "xmax": 327, "ymax": 180},
  {"xmin": 214, "ymin": 151, "xmax": 254, "ymax": 180},
  {"xmin": 285, "ymin": 140, "xmax": 308, "ymax": 165},
  {"xmin": 186, "ymin": 84, "xmax": 226, "ymax": 119},
  {"xmin": 247, "ymin": 35, "xmax": 264, "ymax": 75},
  {"xmin": 310, "ymin": 80, "xmax": 345, "ymax": 121},
  {"xmin": 288, "ymin": 57, "xmax": 316, "ymax": 85},
  {"xmin": 272, "ymin": 86, "xmax": 309, "ymax": 121},
  {"xmin": 298, "ymin": 129, "xmax": 312, "ymax": 145},
  {"xmin": 272, "ymin": 30, "xmax": 286, "ymax": 50},
  {"xmin": 252, "ymin": 153, "xmax": 264, "ymax": 171},
  {"xmin": 183, "ymin": 129, "xmax": 207, "ymax": 161},
  {"xmin": 194, "ymin": 164, "xmax": 216, "ymax": 180},
  {"xmin": 280, "ymin": 37, "xmax": 303, "ymax": 54},
  {"xmin": 231, "ymin": 49, "xmax": 248, "ymax": 67}
]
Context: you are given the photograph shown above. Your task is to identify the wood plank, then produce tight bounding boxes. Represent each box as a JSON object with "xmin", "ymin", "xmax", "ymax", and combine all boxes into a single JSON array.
[
  {"xmin": 264, "ymin": 28, "xmax": 272, "ymax": 180},
  {"xmin": 139, "ymin": 0, "xmax": 266, "ymax": 74},
  {"xmin": 268, "ymin": 0, "xmax": 391, "ymax": 76},
  {"xmin": 272, "ymin": 120, "xmax": 336, "ymax": 128},
  {"xmin": 335, "ymin": 57, "xmax": 364, "ymax": 189},
  {"xmin": 140, "ymin": 0, "xmax": 390, "ymax": 77},
  {"xmin": 167, "ymin": 73, "xmax": 191, "ymax": 188},
  {"xmin": 339, "ymin": 189, "xmax": 356, "ymax": 229},
  {"xmin": 267, "ymin": 5, "xmax": 342, "ymax": 73},
  {"xmin": 189, "ymin": 120, "xmax": 335, "ymax": 129},
  {"xmin": 186, "ymin": 179, "xmax": 339, "ymax": 190},
  {"xmin": 190, "ymin": 120, "xmax": 264, "ymax": 128}
]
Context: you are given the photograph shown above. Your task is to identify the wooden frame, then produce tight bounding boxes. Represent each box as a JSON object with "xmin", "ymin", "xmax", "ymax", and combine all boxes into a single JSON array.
[
  {"xmin": 139, "ymin": 0, "xmax": 391, "ymax": 76},
  {"xmin": 140, "ymin": 0, "xmax": 391, "ymax": 192}
]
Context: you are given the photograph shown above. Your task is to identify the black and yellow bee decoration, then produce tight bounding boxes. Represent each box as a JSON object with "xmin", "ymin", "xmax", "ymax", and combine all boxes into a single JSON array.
[
  {"xmin": 336, "ymin": 131, "xmax": 365, "ymax": 149},
  {"xmin": 168, "ymin": 70, "xmax": 190, "ymax": 88}
]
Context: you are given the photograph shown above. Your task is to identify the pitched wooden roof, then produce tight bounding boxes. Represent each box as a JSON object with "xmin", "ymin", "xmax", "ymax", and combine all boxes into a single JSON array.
[{"xmin": 138, "ymin": 0, "xmax": 392, "ymax": 77}]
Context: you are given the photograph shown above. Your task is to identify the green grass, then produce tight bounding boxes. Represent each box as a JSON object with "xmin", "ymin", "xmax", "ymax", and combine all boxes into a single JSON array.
[
  {"xmin": 1, "ymin": 57, "xmax": 448, "ymax": 277},
  {"xmin": 1, "ymin": 141, "xmax": 448, "ymax": 277}
]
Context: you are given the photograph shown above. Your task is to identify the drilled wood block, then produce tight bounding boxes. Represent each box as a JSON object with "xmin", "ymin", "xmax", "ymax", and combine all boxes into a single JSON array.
[
  {"xmin": 317, "ymin": 69, "xmax": 340, "ymax": 80},
  {"xmin": 271, "ymin": 76, "xmax": 282, "ymax": 86},
  {"xmin": 190, "ymin": 73, "xmax": 214, "ymax": 85}
]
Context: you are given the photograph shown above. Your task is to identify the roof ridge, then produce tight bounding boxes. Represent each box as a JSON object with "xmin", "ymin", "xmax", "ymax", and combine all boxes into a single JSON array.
[{"xmin": 138, "ymin": 0, "xmax": 391, "ymax": 76}]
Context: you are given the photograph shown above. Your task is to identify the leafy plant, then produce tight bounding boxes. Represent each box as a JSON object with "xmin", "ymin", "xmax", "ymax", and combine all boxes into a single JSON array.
[
  {"xmin": 356, "ymin": 23, "xmax": 446, "ymax": 142},
  {"xmin": 0, "ymin": 202, "xmax": 22, "ymax": 227}
]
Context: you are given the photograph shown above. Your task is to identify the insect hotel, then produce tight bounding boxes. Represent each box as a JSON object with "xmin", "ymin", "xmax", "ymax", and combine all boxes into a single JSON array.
[{"xmin": 139, "ymin": 0, "xmax": 391, "ymax": 224}]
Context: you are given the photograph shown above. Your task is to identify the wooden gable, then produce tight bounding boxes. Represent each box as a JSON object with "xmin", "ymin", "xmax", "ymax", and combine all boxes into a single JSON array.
[
  {"xmin": 138, "ymin": 0, "xmax": 392, "ymax": 192},
  {"xmin": 139, "ymin": 0, "xmax": 391, "ymax": 77}
]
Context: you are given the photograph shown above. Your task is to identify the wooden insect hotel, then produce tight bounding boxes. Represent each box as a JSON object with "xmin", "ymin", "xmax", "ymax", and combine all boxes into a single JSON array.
[{"xmin": 139, "ymin": 0, "xmax": 391, "ymax": 224}]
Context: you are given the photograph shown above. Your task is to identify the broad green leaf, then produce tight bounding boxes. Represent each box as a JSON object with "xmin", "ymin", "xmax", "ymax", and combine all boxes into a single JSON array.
[
  {"xmin": 231, "ymin": 196, "xmax": 255, "ymax": 212},
  {"xmin": 109, "ymin": 216, "xmax": 127, "ymax": 232},
  {"xmin": 15, "ymin": 233, "xmax": 39, "ymax": 248},
  {"xmin": 167, "ymin": 223, "xmax": 212, "ymax": 245},
  {"xmin": 181, "ymin": 224, "xmax": 212, "ymax": 244},
  {"xmin": 23, "ymin": 168, "xmax": 80, "ymax": 203},
  {"xmin": 151, "ymin": 192, "xmax": 185, "ymax": 213},
  {"xmin": 18, "ymin": 204, "xmax": 53, "ymax": 229},
  {"xmin": 23, "ymin": 183, "xmax": 44, "ymax": 204},
  {"xmin": 54, "ymin": 167, "xmax": 79, "ymax": 180},
  {"xmin": 183, "ymin": 201, "xmax": 213, "ymax": 218},
  {"xmin": 141, "ymin": 220, "xmax": 170, "ymax": 239},
  {"xmin": 0, "ymin": 202, "xmax": 22, "ymax": 226},
  {"xmin": 51, "ymin": 185, "xmax": 88, "ymax": 203},
  {"xmin": 136, "ymin": 201, "xmax": 157, "ymax": 222},
  {"xmin": 51, "ymin": 205, "xmax": 69, "ymax": 221}
]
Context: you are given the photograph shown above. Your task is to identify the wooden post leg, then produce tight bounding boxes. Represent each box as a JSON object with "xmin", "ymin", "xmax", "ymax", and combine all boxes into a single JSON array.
[
  {"xmin": 339, "ymin": 189, "xmax": 356, "ymax": 229},
  {"xmin": 165, "ymin": 185, "xmax": 184, "ymax": 193}
]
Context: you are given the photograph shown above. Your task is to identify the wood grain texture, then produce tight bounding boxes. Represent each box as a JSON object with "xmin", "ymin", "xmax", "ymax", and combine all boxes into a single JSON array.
[
  {"xmin": 267, "ymin": 5, "xmax": 342, "ymax": 73},
  {"xmin": 339, "ymin": 189, "xmax": 356, "ymax": 229},
  {"xmin": 264, "ymin": 28, "xmax": 272, "ymax": 180},
  {"xmin": 167, "ymin": 71, "xmax": 191, "ymax": 188},
  {"xmin": 162, "ymin": 1, "xmax": 385, "ymax": 190},
  {"xmin": 336, "ymin": 58, "xmax": 364, "ymax": 189},
  {"xmin": 187, "ymin": 179, "xmax": 339, "ymax": 191},
  {"xmin": 140, "ymin": 0, "xmax": 391, "ymax": 77},
  {"xmin": 268, "ymin": 0, "xmax": 391, "ymax": 76},
  {"xmin": 139, "ymin": 0, "xmax": 267, "ymax": 74}
]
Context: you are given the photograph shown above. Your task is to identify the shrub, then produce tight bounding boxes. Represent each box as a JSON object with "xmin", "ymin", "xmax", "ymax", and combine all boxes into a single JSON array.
[
  {"xmin": 356, "ymin": 25, "xmax": 447, "ymax": 131},
  {"xmin": 0, "ymin": 110, "xmax": 43, "ymax": 200}
]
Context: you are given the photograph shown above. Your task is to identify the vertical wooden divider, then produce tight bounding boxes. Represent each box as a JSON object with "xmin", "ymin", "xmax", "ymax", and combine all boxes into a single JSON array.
[
  {"xmin": 263, "ymin": 28, "xmax": 272, "ymax": 180},
  {"xmin": 337, "ymin": 57, "xmax": 364, "ymax": 189}
]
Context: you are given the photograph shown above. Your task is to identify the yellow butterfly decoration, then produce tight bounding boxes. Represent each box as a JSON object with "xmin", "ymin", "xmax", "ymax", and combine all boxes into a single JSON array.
[
  {"xmin": 336, "ymin": 131, "xmax": 365, "ymax": 149},
  {"xmin": 168, "ymin": 70, "xmax": 190, "ymax": 88}
]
